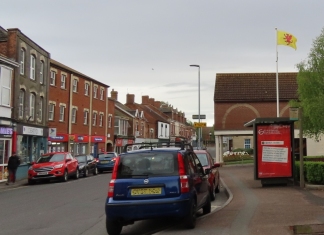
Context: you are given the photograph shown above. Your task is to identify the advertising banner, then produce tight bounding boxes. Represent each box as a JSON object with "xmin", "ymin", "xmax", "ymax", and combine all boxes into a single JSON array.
[{"xmin": 256, "ymin": 124, "xmax": 292, "ymax": 178}]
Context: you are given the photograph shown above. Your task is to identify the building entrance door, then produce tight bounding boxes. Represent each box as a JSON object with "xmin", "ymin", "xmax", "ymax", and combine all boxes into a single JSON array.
[{"xmin": 0, "ymin": 139, "xmax": 11, "ymax": 182}]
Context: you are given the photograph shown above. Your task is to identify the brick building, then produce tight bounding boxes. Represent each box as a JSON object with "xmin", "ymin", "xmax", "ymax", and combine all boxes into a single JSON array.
[{"xmin": 48, "ymin": 59, "xmax": 109, "ymax": 157}]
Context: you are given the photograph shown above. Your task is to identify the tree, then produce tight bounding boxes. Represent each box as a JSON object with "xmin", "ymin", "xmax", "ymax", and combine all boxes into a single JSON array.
[{"xmin": 295, "ymin": 27, "xmax": 324, "ymax": 140}]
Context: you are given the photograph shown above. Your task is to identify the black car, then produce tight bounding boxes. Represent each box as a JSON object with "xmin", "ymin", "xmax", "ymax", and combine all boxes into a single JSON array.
[{"xmin": 75, "ymin": 154, "xmax": 98, "ymax": 177}]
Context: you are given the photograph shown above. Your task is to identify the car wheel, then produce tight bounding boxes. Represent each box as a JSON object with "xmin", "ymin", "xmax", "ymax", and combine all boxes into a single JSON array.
[
  {"xmin": 203, "ymin": 195, "xmax": 211, "ymax": 214},
  {"xmin": 28, "ymin": 179, "xmax": 35, "ymax": 185},
  {"xmin": 210, "ymin": 183, "xmax": 216, "ymax": 201},
  {"xmin": 84, "ymin": 168, "xmax": 89, "ymax": 177},
  {"xmin": 75, "ymin": 168, "xmax": 80, "ymax": 179},
  {"xmin": 98, "ymin": 170, "xmax": 103, "ymax": 174},
  {"xmin": 184, "ymin": 199, "xmax": 196, "ymax": 229},
  {"xmin": 93, "ymin": 167, "xmax": 98, "ymax": 175},
  {"xmin": 215, "ymin": 181, "xmax": 220, "ymax": 193},
  {"xmin": 106, "ymin": 218, "xmax": 122, "ymax": 235},
  {"xmin": 62, "ymin": 170, "xmax": 68, "ymax": 182}
]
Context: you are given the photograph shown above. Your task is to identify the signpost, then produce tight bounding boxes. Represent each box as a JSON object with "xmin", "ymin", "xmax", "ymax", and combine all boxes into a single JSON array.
[
  {"xmin": 194, "ymin": 122, "xmax": 206, "ymax": 127},
  {"xmin": 192, "ymin": 114, "xmax": 206, "ymax": 119}
]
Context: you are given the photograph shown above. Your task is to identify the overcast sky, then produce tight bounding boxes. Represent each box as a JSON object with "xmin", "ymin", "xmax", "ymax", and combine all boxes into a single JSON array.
[{"xmin": 2, "ymin": 1, "xmax": 324, "ymax": 126}]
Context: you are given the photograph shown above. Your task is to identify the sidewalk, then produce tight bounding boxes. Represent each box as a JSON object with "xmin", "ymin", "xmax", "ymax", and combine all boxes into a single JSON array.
[{"xmin": 0, "ymin": 178, "xmax": 28, "ymax": 191}]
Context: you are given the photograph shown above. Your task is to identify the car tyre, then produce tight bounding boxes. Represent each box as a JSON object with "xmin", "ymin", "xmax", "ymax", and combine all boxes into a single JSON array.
[
  {"xmin": 210, "ymin": 182, "xmax": 216, "ymax": 201},
  {"xmin": 203, "ymin": 195, "xmax": 211, "ymax": 214},
  {"xmin": 62, "ymin": 170, "xmax": 68, "ymax": 182},
  {"xmin": 93, "ymin": 167, "xmax": 98, "ymax": 175},
  {"xmin": 106, "ymin": 218, "xmax": 122, "ymax": 235},
  {"xmin": 84, "ymin": 168, "xmax": 89, "ymax": 177},
  {"xmin": 184, "ymin": 199, "xmax": 196, "ymax": 229},
  {"xmin": 215, "ymin": 181, "xmax": 220, "ymax": 193},
  {"xmin": 74, "ymin": 168, "xmax": 80, "ymax": 179},
  {"xmin": 28, "ymin": 179, "xmax": 35, "ymax": 185},
  {"xmin": 98, "ymin": 170, "xmax": 103, "ymax": 174}
]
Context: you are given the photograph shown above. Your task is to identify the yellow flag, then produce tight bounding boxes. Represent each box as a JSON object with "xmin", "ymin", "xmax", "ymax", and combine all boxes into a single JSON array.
[{"xmin": 277, "ymin": 30, "xmax": 297, "ymax": 50}]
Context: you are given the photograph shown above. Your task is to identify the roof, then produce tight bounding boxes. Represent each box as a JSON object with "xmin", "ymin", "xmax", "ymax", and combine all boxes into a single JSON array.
[
  {"xmin": 214, "ymin": 72, "xmax": 298, "ymax": 102},
  {"xmin": 244, "ymin": 117, "xmax": 296, "ymax": 127}
]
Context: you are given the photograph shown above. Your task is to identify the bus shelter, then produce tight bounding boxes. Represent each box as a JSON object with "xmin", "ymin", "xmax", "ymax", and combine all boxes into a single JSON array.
[{"xmin": 244, "ymin": 117, "xmax": 296, "ymax": 186}]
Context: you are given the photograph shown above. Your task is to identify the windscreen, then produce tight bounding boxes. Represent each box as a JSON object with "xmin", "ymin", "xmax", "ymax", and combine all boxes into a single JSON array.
[
  {"xmin": 195, "ymin": 153, "xmax": 209, "ymax": 166},
  {"xmin": 37, "ymin": 154, "xmax": 65, "ymax": 163},
  {"xmin": 118, "ymin": 152, "xmax": 178, "ymax": 177}
]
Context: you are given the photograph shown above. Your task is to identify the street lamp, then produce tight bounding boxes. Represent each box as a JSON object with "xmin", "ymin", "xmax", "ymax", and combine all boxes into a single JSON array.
[{"xmin": 190, "ymin": 64, "xmax": 201, "ymax": 148}]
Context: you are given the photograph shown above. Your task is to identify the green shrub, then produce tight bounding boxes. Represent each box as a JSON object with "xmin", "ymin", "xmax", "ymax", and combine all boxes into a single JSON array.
[{"xmin": 295, "ymin": 160, "xmax": 324, "ymax": 184}]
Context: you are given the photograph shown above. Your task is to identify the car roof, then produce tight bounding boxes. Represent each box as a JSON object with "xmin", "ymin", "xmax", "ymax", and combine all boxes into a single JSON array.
[
  {"xmin": 194, "ymin": 149, "xmax": 209, "ymax": 153},
  {"xmin": 41, "ymin": 152, "xmax": 69, "ymax": 156}
]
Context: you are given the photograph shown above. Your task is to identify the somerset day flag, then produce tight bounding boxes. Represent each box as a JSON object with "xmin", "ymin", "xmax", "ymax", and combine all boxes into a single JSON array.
[{"xmin": 277, "ymin": 30, "xmax": 297, "ymax": 50}]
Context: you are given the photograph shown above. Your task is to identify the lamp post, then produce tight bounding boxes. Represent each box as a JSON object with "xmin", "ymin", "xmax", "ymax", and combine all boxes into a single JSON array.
[{"xmin": 190, "ymin": 64, "xmax": 200, "ymax": 148}]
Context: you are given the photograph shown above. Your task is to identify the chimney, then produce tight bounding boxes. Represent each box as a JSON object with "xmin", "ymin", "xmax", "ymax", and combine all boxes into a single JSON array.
[
  {"xmin": 154, "ymin": 101, "xmax": 161, "ymax": 108},
  {"xmin": 149, "ymin": 98, "xmax": 155, "ymax": 105},
  {"xmin": 110, "ymin": 89, "xmax": 118, "ymax": 101},
  {"xmin": 126, "ymin": 94, "xmax": 135, "ymax": 104},
  {"xmin": 142, "ymin": 95, "xmax": 149, "ymax": 105}
]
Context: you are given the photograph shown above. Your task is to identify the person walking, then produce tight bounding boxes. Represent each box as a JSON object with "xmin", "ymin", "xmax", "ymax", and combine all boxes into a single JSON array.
[{"xmin": 6, "ymin": 151, "xmax": 20, "ymax": 185}]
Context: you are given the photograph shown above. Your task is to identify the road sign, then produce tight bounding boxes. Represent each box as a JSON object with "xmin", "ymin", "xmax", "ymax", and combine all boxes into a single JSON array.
[
  {"xmin": 192, "ymin": 114, "xmax": 206, "ymax": 119},
  {"xmin": 194, "ymin": 122, "xmax": 207, "ymax": 127}
]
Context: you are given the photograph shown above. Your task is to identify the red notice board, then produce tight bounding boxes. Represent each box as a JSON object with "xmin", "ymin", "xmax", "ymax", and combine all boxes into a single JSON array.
[{"xmin": 256, "ymin": 124, "xmax": 292, "ymax": 179}]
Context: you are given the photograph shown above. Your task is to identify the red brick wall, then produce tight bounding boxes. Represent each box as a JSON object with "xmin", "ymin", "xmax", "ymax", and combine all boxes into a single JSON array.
[
  {"xmin": 6, "ymin": 30, "xmax": 17, "ymax": 60},
  {"xmin": 0, "ymin": 42, "xmax": 7, "ymax": 56},
  {"xmin": 91, "ymin": 85, "xmax": 107, "ymax": 137},
  {"xmin": 107, "ymin": 97, "xmax": 115, "ymax": 143},
  {"xmin": 214, "ymin": 101, "xmax": 290, "ymax": 130}
]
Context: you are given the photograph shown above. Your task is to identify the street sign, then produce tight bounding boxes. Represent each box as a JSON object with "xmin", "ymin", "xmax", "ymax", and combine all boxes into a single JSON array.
[
  {"xmin": 49, "ymin": 128, "xmax": 57, "ymax": 137},
  {"xmin": 192, "ymin": 114, "xmax": 206, "ymax": 119},
  {"xmin": 194, "ymin": 122, "xmax": 207, "ymax": 127}
]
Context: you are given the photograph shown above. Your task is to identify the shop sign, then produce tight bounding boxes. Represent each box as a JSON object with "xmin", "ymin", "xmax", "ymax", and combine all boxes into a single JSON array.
[
  {"xmin": 50, "ymin": 136, "xmax": 64, "ymax": 140},
  {"xmin": 94, "ymin": 137, "xmax": 103, "ymax": 142},
  {"xmin": 0, "ymin": 127, "xmax": 13, "ymax": 135},
  {"xmin": 23, "ymin": 126, "xmax": 43, "ymax": 136}
]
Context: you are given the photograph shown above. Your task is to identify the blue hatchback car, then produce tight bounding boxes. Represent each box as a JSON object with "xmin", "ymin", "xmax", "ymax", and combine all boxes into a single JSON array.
[
  {"xmin": 96, "ymin": 152, "xmax": 118, "ymax": 173},
  {"xmin": 105, "ymin": 142, "xmax": 211, "ymax": 235}
]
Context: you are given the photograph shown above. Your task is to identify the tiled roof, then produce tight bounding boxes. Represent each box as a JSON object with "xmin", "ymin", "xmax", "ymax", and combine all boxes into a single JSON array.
[{"xmin": 214, "ymin": 73, "xmax": 298, "ymax": 102}]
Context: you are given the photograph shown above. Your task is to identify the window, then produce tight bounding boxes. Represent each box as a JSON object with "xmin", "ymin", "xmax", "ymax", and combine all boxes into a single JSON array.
[
  {"xmin": 40, "ymin": 61, "xmax": 44, "ymax": 84},
  {"xmin": 108, "ymin": 115, "xmax": 112, "ymax": 128},
  {"xmin": 93, "ymin": 113, "xmax": 97, "ymax": 126},
  {"xmin": 114, "ymin": 118, "xmax": 128, "ymax": 136},
  {"xmin": 72, "ymin": 108, "xmax": 77, "ymax": 123},
  {"xmin": 61, "ymin": 74, "xmax": 66, "ymax": 89},
  {"xmin": 59, "ymin": 105, "xmax": 65, "ymax": 121},
  {"xmin": 20, "ymin": 49, "xmax": 25, "ymax": 75},
  {"xmin": 99, "ymin": 114, "xmax": 103, "ymax": 127},
  {"xmin": 30, "ymin": 55, "xmax": 36, "ymax": 80},
  {"xmin": 85, "ymin": 83, "xmax": 89, "ymax": 95},
  {"xmin": 73, "ymin": 79, "xmax": 78, "ymax": 92},
  {"xmin": 244, "ymin": 139, "xmax": 251, "ymax": 149},
  {"xmin": 0, "ymin": 66, "xmax": 11, "ymax": 106},
  {"xmin": 84, "ymin": 111, "xmax": 88, "ymax": 125},
  {"xmin": 18, "ymin": 89, "xmax": 25, "ymax": 119},
  {"xmin": 49, "ymin": 103, "xmax": 55, "ymax": 120},
  {"xmin": 93, "ymin": 86, "xmax": 97, "ymax": 98},
  {"xmin": 100, "ymin": 88, "xmax": 104, "ymax": 100},
  {"xmin": 50, "ymin": 71, "xmax": 56, "ymax": 85},
  {"xmin": 39, "ymin": 97, "xmax": 43, "ymax": 122},
  {"xmin": 29, "ymin": 93, "xmax": 36, "ymax": 121}
]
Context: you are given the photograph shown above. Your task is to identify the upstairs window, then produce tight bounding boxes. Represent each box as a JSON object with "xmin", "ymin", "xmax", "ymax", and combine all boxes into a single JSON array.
[
  {"xmin": 30, "ymin": 55, "xmax": 36, "ymax": 80},
  {"xmin": 85, "ymin": 83, "xmax": 89, "ymax": 95},
  {"xmin": 93, "ymin": 113, "xmax": 97, "ymax": 126},
  {"xmin": 100, "ymin": 89, "xmax": 104, "ymax": 100},
  {"xmin": 93, "ymin": 86, "xmax": 97, "ymax": 98},
  {"xmin": 59, "ymin": 105, "xmax": 65, "ymax": 122},
  {"xmin": 48, "ymin": 103, "xmax": 55, "ymax": 120},
  {"xmin": 84, "ymin": 111, "xmax": 88, "ymax": 125},
  {"xmin": 39, "ymin": 97, "xmax": 43, "ymax": 122},
  {"xmin": 20, "ymin": 49, "xmax": 25, "ymax": 75},
  {"xmin": 61, "ymin": 74, "xmax": 66, "ymax": 89},
  {"xmin": 40, "ymin": 61, "xmax": 44, "ymax": 84},
  {"xmin": 72, "ymin": 79, "xmax": 78, "ymax": 92},
  {"xmin": 18, "ymin": 89, "xmax": 25, "ymax": 119},
  {"xmin": 108, "ymin": 115, "xmax": 112, "ymax": 128},
  {"xmin": 99, "ymin": 114, "xmax": 103, "ymax": 127},
  {"xmin": 29, "ymin": 93, "xmax": 36, "ymax": 121},
  {"xmin": 0, "ymin": 66, "xmax": 11, "ymax": 107},
  {"xmin": 50, "ymin": 71, "xmax": 56, "ymax": 86},
  {"xmin": 72, "ymin": 108, "xmax": 77, "ymax": 123}
]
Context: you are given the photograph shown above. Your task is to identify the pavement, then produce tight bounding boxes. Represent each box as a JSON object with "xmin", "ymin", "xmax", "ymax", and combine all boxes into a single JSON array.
[{"xmin": 0, "ymin": 178, "xmax": 28, "ymax": 191}]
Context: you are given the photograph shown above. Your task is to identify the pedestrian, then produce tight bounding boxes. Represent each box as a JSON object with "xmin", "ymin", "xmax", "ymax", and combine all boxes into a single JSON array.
[{"xmin": 6, "ymin": 151, "xmax": 20, "ymax": 185}]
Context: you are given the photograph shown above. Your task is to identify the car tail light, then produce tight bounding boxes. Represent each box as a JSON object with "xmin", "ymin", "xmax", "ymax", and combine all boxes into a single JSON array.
[
  {"xmin": 95, "ymin": 158, "xmax": 99, "ymax": 163},
  {"xmin": 178, "ymin": 153, "xmax": 189, "ymax": 193},
  {"xmin": 108, "ymin": 156, "xmax": 120, "ymax": 198}
]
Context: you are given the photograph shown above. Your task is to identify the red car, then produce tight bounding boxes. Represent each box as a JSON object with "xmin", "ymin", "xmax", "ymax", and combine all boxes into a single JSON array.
[
  {"xmin": 194, "ymin": 149, "xmax": 221, "ymax": 201},
  {"xmin": 28, "ymin": 152, "xmax": 79, "ymax": 184}
]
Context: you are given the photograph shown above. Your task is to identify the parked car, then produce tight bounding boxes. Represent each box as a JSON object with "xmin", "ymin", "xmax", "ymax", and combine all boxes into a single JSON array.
[
  {"xmin": 96, "ymin": 152, "xmax": 118, "ymax": 173},
  {"xmin": 105, "ymin": 142, "xmax": 211, "ymax": 235},
  {"xmin": 75, "ymin": 154, "xmax": 98, "ymax": 177},
  {"xmin": 28, "ymin": 152, "xmax": 79, "ymax": 184},
  {"xmin": 194, "ymin": 149, "xmax": 221, "ymax": 201}
]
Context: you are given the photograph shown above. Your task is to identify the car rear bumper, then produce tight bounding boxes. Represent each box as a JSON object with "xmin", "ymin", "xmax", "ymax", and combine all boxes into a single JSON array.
[
  {"xmin": 105, "ymin": 197, "xmax": 191, "ymax": 222},
  {"xmin": 97, "ymin": 165, "xmax": 114, "ymax": 171}
]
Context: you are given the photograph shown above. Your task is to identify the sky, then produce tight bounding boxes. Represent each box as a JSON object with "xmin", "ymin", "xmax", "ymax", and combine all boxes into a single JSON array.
[{"xmin": 2, "ymin": 0, "xmax": 324, "ymax": 126}]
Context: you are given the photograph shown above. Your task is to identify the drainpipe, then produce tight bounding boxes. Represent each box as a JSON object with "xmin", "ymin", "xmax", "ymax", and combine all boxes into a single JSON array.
[
  {"xmin": 105, "ymin": 88, "xmax": 108, "ymax": 151},
  {"xmin": 89, "ymin": 81, "xmax": 93, "ymax": 154},
  {"xmin": 68, "ymin": 74, "xmax": 73, "ymax": 153}
]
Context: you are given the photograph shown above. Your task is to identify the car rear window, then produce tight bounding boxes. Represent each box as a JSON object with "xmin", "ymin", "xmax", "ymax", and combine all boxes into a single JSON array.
[
  {"xmin": 98, "ymin": 153, "xmax": 115, "ymax": 160},
  {"xmin": 75, "ymin": 156, "xmax": 87, "ymax": 163},
  {"xmin": 117, "ymin": 152, "xmax": 179, "ymax": 178},
  {"xmin": 195, "ymin": 153, "xmax": 209, "ymax": 166}
]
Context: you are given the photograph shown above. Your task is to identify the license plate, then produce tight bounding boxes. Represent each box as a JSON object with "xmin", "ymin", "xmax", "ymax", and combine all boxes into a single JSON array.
[
  {"xmin": 100, "ymin": 160, "xmax": 109, "ymax": 164},
  {"xmin": 37, "ymin": 172, "xmax": 48, "ymax": 175},
  {"xmin": 131, "ymin": 188, "xmax": 162, "ymax": 195}
]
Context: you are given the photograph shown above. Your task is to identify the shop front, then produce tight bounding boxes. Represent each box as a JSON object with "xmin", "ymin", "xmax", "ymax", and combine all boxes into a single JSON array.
[
  {"xmin": 91, "ymin": 136, "xmax": 105, "ymax": 157},
  {"xmin": 48, "ymin": 133, "xmax": 70, "ymax": 153},
  {"xmin": 115, "ymin": 138, "xmax": 135, "ymax": 154},
  {"xmin": 72, "ymin": 135, "xmax": 89, "ymax": 155},
  {"xmin": 0, "ymin": 126, "xmax": 13, "ymax": 182}
]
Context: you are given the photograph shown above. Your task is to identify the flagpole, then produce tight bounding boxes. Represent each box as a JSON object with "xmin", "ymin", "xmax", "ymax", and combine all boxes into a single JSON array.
[{"xmin": 275, "ymin": 27, "xmax": 279, "ymax": 117}]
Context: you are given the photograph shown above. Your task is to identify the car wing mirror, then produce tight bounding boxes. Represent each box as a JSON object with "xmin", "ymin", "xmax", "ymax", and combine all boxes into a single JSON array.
[
  {"xmin": 214, "ymin": 163, "xmax": 221, "ymax": 168},
  {"xmin": 205, "ymin": 168, "xmax": 211, "ymax": 175},
  {"xmin": 66, "ymin": 159, "xmax": 71, "ymax": 162}
]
